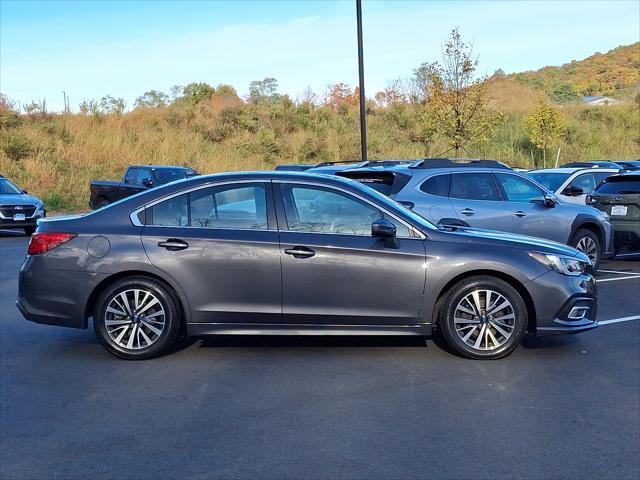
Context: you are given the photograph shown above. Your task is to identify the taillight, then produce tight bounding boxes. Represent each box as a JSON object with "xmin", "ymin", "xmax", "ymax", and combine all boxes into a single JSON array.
[
  {"xmin": 27, "ymin": 233, "xmax": 77, "ymax": 255},
  {"xmin": 585, "ymin": 195, "xmax": 596, "ymax": 205}
]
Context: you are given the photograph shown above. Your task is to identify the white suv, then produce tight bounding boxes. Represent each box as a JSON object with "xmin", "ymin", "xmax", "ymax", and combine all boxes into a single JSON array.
[{"xmin": 527, "ymin": 167, "xmax": 619, "ymax": 205}]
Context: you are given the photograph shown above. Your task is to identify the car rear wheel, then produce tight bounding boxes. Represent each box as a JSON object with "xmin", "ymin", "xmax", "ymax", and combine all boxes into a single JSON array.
[
  {"xmin": 93, "ymin": 277, "xmax": 182, "ymax": 360},
  {"xmin": 23, "ymin": 226, "xmax": 35, "ymax": 236},
  {"xmin": 570, "ymin": 228, "xmax": 600, "ymax": 269},
  {"xmin": 438, "ymin": 276, "xmax": 528, "ymax": 360}
]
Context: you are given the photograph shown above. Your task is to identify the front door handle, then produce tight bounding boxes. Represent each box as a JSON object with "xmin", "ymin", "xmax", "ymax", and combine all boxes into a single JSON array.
[
  {"xmin": 514, "ymin": 211, "xmax": 527, "ymax": 218},
  {"xmin": 284, "ymin": 246, "xmax": 315, "ymax": 259},
  {"xmin": 157, "ymin": 239, "xmax": 189, "ymax": 251},
  {"xmin": 460, "ymin": 208, "xmax": 475, "ymax": 216}
]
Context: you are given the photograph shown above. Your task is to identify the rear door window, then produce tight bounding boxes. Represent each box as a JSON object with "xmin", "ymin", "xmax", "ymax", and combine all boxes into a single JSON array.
[
  {"xmin": 450, "ymin": 173, "xmax": 501, "ymax": 201},
  {"xmin": 147, "ymin": 183, "xmax": 269, "ymax": 229}
]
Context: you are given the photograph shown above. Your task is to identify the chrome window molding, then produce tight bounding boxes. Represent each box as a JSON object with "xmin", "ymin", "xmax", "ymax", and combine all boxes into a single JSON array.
[{"xmin": 130, "ymin": 178, "xmax": 426, "ymax": 240}]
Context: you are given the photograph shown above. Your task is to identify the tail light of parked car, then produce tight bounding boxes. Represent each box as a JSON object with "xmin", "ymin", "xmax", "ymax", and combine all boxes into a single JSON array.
[{"xmin": 27, "ymin": 233, "xmax": 77, "ymax": 255}]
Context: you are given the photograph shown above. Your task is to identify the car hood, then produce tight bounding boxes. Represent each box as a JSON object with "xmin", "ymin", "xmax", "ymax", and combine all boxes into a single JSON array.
[
  {"xmin": 442, "ymin": 226, "xmax": 583, "ymax": 258},
  {"xmin": 0, "ymin": 193, "xmax": 42, "ymax": 206}
]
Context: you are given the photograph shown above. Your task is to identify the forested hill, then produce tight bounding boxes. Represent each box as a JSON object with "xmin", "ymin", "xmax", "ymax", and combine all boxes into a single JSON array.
[{"xmin": 510, "ymin": 43, "xmax": 640, "ymax": 102}]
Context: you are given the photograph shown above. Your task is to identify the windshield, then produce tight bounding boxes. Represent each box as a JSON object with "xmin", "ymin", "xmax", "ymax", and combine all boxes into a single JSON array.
[
  {"xmin": 527, "ymin": 172, "xmax": 570, "ymax": 192},
  {"xmin": 152, "ymin": 169, "xmax": 196, "ymax": 185},
  {"xmin": 0, "ymin": 178, "xmax": 23, "ymax": 194}
]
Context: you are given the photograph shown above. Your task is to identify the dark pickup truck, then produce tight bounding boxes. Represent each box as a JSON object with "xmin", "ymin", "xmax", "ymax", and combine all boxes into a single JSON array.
[{"xmin": 90, "ymin": 165, "xmax": 197, "ymax": 209}]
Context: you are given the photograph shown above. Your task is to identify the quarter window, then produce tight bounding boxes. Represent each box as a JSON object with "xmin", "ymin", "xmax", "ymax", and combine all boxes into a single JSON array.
[
  {"xmin": 420, "ymin": 174, "xmax": 450, "ymax": 196},
  {"xmin": 450, "ymin": 173, "xmax": 501, "ymax": 201},
  {"xmin": 281, "ymin": 184, "xmax": 411, "ymax": 237},
  {"xmin": 496, "ymin": 174, "xmax": 545, "ymax": 202}
]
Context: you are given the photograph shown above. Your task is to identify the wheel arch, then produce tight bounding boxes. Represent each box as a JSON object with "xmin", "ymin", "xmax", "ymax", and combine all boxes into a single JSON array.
[
  {"xmin": 431, "ymin": 269, "xmax": 537, "ymax": 334},
  {"xmin": 84, "ymin": 270, "xmax": 189, "ymax": 328},
  {"xmin": 570, "ymin": 216, "xmax": 604, "ymax": 245}
]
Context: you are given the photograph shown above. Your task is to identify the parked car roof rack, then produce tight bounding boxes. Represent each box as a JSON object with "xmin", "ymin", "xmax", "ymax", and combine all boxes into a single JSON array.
[
  {"xmin": 561, "ymin": 161, "xmax": 622, "ymax": 169},
  {"xmin": 409, "ymin": 158, "xmax": 512, "ymax": 169},
  {"xmin": 315, "ymin": 160, "xmax": 364, "ymax": 167}
]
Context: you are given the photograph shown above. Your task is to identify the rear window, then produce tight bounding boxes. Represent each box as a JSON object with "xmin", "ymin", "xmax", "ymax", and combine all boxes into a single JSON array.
[
  {"xmin": 596, "ymin": 178, "xmax": 640, "ymax": 194},
  {"xmin": 420, "ymin": 174, "xmax": 450, "ymax": 196}
]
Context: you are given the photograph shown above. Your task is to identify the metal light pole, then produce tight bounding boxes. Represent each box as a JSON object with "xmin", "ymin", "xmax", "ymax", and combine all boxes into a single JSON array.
[{"xmin": 356, "ymin": 0, "xmax": 367, "ymax": 162}]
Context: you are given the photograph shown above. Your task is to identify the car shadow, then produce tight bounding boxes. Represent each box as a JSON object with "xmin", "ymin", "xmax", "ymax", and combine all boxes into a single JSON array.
[{"xmin": 521, "ymin": 333, "xmax": 581, "ymax": 349}]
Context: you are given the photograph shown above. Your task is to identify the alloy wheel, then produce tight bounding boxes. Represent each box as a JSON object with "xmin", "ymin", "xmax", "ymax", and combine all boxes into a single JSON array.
[
  {"xmin": 576, "ymin": 236, "xmax": 598, "ymax": 264},
  {"xmin": 104, "ymin": 288, "xmax": 166, "ymax": 350},
  {"xmin": 453, "ymin": 289, "xmax": 516, "ymax": 351}
]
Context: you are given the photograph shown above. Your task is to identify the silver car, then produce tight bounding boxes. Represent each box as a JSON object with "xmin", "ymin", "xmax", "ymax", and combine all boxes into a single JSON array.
[{"xmin": 339, "ymin": 159, "xmax": 614, "ymax": 267}]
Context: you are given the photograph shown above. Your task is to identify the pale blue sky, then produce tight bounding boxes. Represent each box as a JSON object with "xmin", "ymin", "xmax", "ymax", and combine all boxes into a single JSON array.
[{"xmin": 1, "ymin": 0, "xmax": 638, "ymax": 111}]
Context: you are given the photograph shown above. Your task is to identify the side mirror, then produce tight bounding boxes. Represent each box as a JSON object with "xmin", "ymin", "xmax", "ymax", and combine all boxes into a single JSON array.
[
  {"xmin": 544, "ymin": 194, "xmax": 557, "ymax": 208},
  {"xmin": 372, "ymin": 218, "xmax": 396, "ymax": 238},
  {"xmin": 562, "ymin": 186, "xmax": 584, "ymax": 196},
  {"xmin": 141, "ymin": 178, "xmax": 154, "ymax": 188}
]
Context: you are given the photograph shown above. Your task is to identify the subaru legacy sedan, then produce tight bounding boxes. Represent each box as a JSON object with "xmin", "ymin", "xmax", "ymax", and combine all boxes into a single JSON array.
[{"xmin": 17, "ymin": 172, "xmax": 597, "ymax": 360}]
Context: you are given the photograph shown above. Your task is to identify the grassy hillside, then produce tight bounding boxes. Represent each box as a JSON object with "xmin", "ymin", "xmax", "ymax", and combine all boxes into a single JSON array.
[
  {"xmin": 1, "ymin": 93, "xmax": 638, "ymax": 212},
  {"xmin": 1, "ymin": 42, "xmax": 639, "ymax": 212},
  {"xmin": 512, "ymin": 43, "xmax": 640, "ymax": 101}
]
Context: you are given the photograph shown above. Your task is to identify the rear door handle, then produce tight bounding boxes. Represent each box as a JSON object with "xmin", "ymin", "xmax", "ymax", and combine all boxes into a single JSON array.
[
  {"xmin": 514, "ymin": 211, "xmax": 527, "ymax": 218},
  {"xmin": 284, "ymin": 246, "xmax": 315, "ymax": 259},
  {"xmin": 157, "ymin": 239, "xmax": 189, "ymax": 251},
  {"xmin": 460, "ymin": 208, "xmax": 475, "ymax": 216}
]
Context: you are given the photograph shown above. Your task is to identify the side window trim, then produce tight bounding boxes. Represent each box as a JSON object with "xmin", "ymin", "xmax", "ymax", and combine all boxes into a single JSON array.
[{"xmin": 135, "ymin": 180, "xmax": 276, "ymax": 231}]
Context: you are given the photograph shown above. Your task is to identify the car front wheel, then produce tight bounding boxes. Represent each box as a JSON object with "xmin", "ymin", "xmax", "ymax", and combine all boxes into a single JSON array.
[
  {"xmin": 570, "ymin": 228, "xmax": 600, "ymax": 269},
  {"xmin": 438, "ymin": 276, "xmax": 528, "ymax": 360},
  {"xmin": 93, "ymin": 277, "xmax": 182, "ymax": 360}
]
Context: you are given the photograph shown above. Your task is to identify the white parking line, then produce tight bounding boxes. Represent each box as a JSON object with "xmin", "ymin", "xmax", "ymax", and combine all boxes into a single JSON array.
[
  {"xmin": 599, "ymin": 315, "xmax": 640, "ymax": 325},
  {"xmin": 598, "ymin": 269, "xmax": 640, "ymax": 276},
  {"xmin": 596, "ymin": 276, "xmax": 640, "ymax": 283}
]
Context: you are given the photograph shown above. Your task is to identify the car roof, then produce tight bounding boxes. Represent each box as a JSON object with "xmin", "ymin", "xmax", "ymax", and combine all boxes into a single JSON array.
[
  {"xmin": 528, "ymin": 167, "xmax": 619, "ymax": 174},
  {"xmin": 130, "ymin": 165, "xmax": 193, "ymax": 170}
]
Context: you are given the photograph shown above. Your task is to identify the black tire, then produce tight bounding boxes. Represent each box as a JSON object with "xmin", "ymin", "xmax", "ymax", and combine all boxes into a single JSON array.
[
  {"xmin": 438, "ymin": 275, "xmax": 528, "ymax": 360},
  {"xmin": 570, "ymin": 228, "xmax": 600, "ymax": 269},
  {"xmin": 23, "ymin": 226, "xmax": 35, "ymax": 236},
  {"xmin": 93, "ymin": 277, "xmax": 182, "ymax": 360}
]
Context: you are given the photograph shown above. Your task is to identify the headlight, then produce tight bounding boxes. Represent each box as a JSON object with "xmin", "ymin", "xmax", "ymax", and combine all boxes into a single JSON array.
[{"xmin": 528, "ymin": 252, "xmax": 589, "ymax": 276}]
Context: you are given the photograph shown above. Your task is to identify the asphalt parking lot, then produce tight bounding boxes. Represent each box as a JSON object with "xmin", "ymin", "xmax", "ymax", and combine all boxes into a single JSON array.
[{"xmin": 1, "ymin": 229, "xmax": 638, "ymax": 480}]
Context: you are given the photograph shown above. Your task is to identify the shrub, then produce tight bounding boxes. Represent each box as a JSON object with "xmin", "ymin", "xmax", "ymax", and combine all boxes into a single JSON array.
[{"xmin": 3, "ymin": 135, "xmax": 31, "ymax": 160}]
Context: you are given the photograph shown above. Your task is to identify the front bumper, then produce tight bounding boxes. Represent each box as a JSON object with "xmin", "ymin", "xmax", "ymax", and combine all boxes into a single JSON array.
[
  {"xmin": 0, "ymin": 216, "xmax": 42, "ymax": 229},
  {"xmin": 528, "ymin": 270, "xmax": 598, "ymax": 336}
]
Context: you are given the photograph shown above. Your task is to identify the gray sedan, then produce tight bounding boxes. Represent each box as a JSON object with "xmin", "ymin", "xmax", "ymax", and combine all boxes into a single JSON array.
[{"xmin": 17, "ymin": 172, "xmax": 597, "ymax": 360}]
